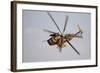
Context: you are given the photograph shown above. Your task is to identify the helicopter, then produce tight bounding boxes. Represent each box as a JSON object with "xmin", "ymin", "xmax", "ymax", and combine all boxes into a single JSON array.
[{"xmin": 44, "ymin": 12, "xmax": 83, "ymax": 55}]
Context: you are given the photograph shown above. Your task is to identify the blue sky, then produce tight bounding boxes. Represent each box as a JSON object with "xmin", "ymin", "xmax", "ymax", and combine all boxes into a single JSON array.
[{"xmin": 22, "ymin": 10, "xmax": 91, "ymax": 62}]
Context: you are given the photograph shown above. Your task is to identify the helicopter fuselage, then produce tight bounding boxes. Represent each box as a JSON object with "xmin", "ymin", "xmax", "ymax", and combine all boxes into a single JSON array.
[{"xmin": 47, "ymin": 33, "xmax": 82, "ymax": 48}]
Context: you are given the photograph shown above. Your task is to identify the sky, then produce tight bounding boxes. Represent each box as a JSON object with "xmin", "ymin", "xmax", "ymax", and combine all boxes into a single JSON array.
[{"xmin": 22, "ymin": 10, "xmax": 91, "ymax": 63}]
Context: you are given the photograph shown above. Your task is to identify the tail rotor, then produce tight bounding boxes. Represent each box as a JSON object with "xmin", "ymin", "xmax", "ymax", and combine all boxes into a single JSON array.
[
  {"xmin": 75, "ymin": 25, "xmax": 83, "ymax": 38},
  {"xmin": 77, "ymin": 25, "xmax": 83, "ymax": 34}
]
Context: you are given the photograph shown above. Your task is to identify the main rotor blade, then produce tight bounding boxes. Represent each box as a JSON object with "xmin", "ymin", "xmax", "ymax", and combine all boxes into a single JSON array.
[
  {"xmin": 43, "ymin": 29, "xmax": 56, "ymax": 33},
  {"xmin": 63, "ymin": 16, "xmax": 69, "ymax": 33},
  {"xmin": 59, "ymin": 48, "xmax": 62, "ymax": 52},
  {"xmin": 47, "ymin": 12, "xmax": 62, "ymax": 33},
  {"xmin": 66, "ymin": 40, "xmax": 80, "ymax": 55}
]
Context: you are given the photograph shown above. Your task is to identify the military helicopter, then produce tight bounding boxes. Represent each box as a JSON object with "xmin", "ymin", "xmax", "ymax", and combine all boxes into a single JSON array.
[{"xmin": 44, "ymin": 12, "xmax": 83, "ymax": 55}]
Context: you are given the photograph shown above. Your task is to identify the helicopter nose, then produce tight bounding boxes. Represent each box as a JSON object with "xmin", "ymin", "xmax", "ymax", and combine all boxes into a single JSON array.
[{"xmin": 61, "ymin": 35, "xmax": 63, "ymax": 37}]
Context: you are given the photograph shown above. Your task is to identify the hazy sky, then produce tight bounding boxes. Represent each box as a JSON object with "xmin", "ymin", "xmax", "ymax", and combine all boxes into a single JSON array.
[{"xmin": 22, "ymin": 10, "xmax": 91, "ymax": 63}]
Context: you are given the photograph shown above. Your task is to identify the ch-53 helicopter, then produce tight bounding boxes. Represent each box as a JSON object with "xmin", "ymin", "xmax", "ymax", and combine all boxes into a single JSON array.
[{"xmin": 44, "ymin": 12, "xmax": 83, "ymax": 55}]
